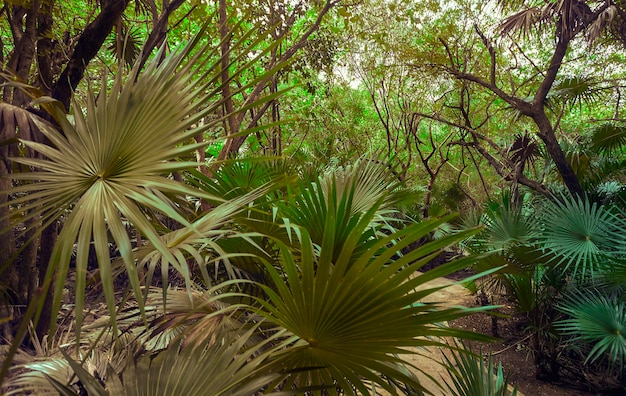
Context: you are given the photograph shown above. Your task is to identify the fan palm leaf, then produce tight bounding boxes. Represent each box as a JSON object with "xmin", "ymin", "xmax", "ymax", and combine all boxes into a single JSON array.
[
  {"xmin": 556, "ymin": 288, "xmax": 626, "ymax": 370},
  {"xmin": 499, "ymin": 0, "xmax": 594, "ymax": 38},
  {"xmin": 4, "ymin": 285, "xmax": 279, "ymax": 395},
  {"xmin": 590, "ymin": 123, "xmax": 626, "ymax": 154},
  {"xmin": 256, "ymin": 193, "xmax": 495, "ymax": 394},
  {"xmin": 442, "ymin": 341, "xmax": 518, "ymax": 396},
  {"xmin": 539, "ymin": 195, "xmax": 626, "ymax": 276},
  {"xmin": 2, "ymin": 18, "xmax": 292, "ymax": 345},
  {"xmin": 10, "ymin": 322, "xmax": 287, "ymax": 396},
  {"xmin": 480, "ymin": 196, "xmax": 539, "ymax": 252},
  {"xmin": 104, "ymin": 325, "xmax": 285, "ymax": 396},
  {"xmin": 278, "ymin": 160, "xmax": 410, "ymax": 264},
  {"xmin": 547, "ymin": 75, "xmax": 601, "ymax": 108}
]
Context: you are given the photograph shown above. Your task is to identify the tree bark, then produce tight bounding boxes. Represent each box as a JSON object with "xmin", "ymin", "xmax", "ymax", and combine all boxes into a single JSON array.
[
  {"xmin": 35, "ymin": 0, "xmax": 55, "ymax": 96},
  {"xmin": 216, "ymin": 0, "xmax": 241, "ymax": 162},
  {"xmin": 532, "ymin": 111, "xmax": 583, "ymax": 197},
  {"xmin": 446, "ymin": 23, "xmax": 585, "ymax": 198},
  {"xmin": 52, "ymin": 0, "xmax": 130, "ymax": 111}
]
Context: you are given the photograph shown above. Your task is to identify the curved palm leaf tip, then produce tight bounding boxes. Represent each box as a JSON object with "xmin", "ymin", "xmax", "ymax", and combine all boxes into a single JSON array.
[
  {"xmin": 256, "ymin": 171, "xmax": 494, "ymax": 395},
  {"xmin": 556, "ymin": 289, "xmax": 626, "ymax": 371},
  {"xmin": 539, "ymin": 194, "xmax": 626, "ymax": 277},
  {"xmin": 4, "ymin": 26, "xmax": 267, "ymax": 336}
]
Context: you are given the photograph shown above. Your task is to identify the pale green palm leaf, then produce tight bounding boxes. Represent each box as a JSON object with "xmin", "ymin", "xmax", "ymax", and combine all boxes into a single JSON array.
[
  {"xmin": 105, "ymin": 326, "xmax": 285, "ymax": 396},
  {"xmin": 5, "ymin": 20, "xmax": 291, "ymax": 340}
]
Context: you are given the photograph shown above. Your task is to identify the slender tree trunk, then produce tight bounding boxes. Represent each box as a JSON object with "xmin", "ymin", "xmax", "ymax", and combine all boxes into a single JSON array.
[
  {"xmin": 2, "ymin": 2, "xmax": 38, "ymax": 310},
  {"xmin": 215, "ymin": 0, "xmax": 337, "ymax": 162},
  {"xmin": 216, "ymin": 0, "xmax": 242, "ymax": 162},
  {"xmin": 136, "ymin": 0, "xmax": 186, "ymax": 72},
  {"xmin": 448, "ymin": 25, "xmax": 586, "ymax": 198},
  {"xmin": 34, "ymin": 221, "xmax": 58, "ymax": 338},
  {"xmin": 0, "ymin": 158, "xmax": 17, "ymax": 291},
  {"xmin": 36, "ymin": 0, "xmax": 55, "ymax": 95}
]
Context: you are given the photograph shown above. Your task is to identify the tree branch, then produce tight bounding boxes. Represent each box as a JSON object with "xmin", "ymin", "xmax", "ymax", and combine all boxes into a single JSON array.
[{"xmin": 52, "ymin": 0, "xmax": 130, "ymax": 111}]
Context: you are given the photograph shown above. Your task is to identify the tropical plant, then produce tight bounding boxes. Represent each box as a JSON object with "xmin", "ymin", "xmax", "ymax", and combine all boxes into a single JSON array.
[
  {"xmin": 3, "ymin": 156, "xmax": 500, "ymax": 394},
  {"xmin": 556, "ymin": 287, "xmax": 626, "ymax": 372},
  {"xmin": 442, "ymin": 341, "xmax": 518, "ymax": 396},
  {"xmin": 0, "ymin": 18, "xmax": 292, "ymax": 384},
  {"xmin": 253, "ymin": 180, "xmax": 496, "ymax": 394},
  {"xmin": 539, "ymin": 194, "xmax": 626, "ymax": 277},
  {"xmin": 7, "ymin": 319, "xmax": 287, "ymax": 396}
]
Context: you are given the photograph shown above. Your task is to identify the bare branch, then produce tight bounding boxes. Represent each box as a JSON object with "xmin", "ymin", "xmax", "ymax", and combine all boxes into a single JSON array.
[{"xmin": 474, "ymin": 25, "xmax": 496, "ymax": 87}]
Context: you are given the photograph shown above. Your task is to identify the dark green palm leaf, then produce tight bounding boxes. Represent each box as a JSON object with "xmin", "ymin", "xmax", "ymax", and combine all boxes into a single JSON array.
[
  {"xmin": 556, "ymin": 288, "xmax": 626, "ymax": 370},
  {"xmin": 256, "ymin": 197, "xmax": 494, "ymax": 394},
  {"xmin": 539, "ymin": 195, "xmax": 626, "ymax": 277},
  {"xmin": 547, "ymin": 75, "xmax": 601, "ymax": 108},
  {"xmin": 590, "ymin": 123, "xmax": 626, "ymax": 154}
]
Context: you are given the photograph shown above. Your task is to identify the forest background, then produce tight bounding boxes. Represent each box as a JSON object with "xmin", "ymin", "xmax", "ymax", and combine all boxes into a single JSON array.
[{"xmin": 1, "ymin": 0, "xmax": 626, "ymax": 394}]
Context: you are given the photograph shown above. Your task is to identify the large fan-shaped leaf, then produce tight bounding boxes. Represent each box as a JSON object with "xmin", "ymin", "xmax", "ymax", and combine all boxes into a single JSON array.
[
  {"xmin": 539, "ymin": 195, "xmax": 626, "ymax": 276},
  {"xmin": 256, "ymin": 193, "xmax": 494, "ymax": 394},
  {"xmin": 556, "ymin": 288, "xmax": 626, "ymax": 370},
  {"xmin": 547, "ymin": 75, "xmax": 601, "ymax": 108},
  {"xmin": 3, "ymin": 18, "xmax": 291, "ymax": 343},
  {"xmin": 590, "ymin": 123, "xmax": 626, "ymax": 154}
]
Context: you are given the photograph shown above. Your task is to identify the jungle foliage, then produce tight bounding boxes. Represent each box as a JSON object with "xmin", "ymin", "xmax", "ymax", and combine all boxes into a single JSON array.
[{"xmin": 1, "ymin": 0, "xmax": 626, "ymax": 394}]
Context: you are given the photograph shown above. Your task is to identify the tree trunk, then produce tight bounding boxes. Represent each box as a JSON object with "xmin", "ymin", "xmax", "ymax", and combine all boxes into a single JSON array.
[
  {"xmin": 0, "ymin": 158, "xmax": 17, "ymax": 293},
  {"xmin": 136, "ymin": 0, "xmax": 186, "ymax": 72},
  {"xmin": 215, "ymin": 0, "xmax": 337, "ymax": 161},
  {"xmin": 533, "ymin": 112, "xmax": 584, "ymax": 198}
]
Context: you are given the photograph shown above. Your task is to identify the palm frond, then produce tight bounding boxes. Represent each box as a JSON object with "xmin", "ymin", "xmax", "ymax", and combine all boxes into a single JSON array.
[
  {"xmin": 0, "ymin": 101, "xmax": 51, "ymax": 147},
  {"xmin": 256, "ymin": 199, "xmax": 495, "ymax": 394},
  {"xmin": 539, "ymin": 194, "xmax": 626, "ymax": 277},
  {"xmin": 556, "ymin": 288, "xmax": 626, "ymax": 370},
  {"xmin": 278, "ymin": 159, "xmax": 410, "ymax": 265},
  {"xmin": 499, "ymin": 0, "xmax": 594, "ymax": 38},
  {"xmin": 500, "ymin": 6, "xmax": 547, "ymax": 38},
  {"xmin": 508, "ymin": 132, "xmax": 540, "ymax": 170},
  {"xmin": 586, "ymin": 5, "xmax": 618, "ymax": 43},
  {"xmin": 590, "ymin": 123, "xmax": 626, "ymax": 154},
  {"xmin": 4, "ymin": 18, "xmax": 291, "ymax": 339},
  {"xmin": 547, "ymin": 75, "xmax": 601, "ymax": 107},
  {"xmin": 442, "ymin": 341, "xmax": 518, "ymax": 396},
  {"xmin": 564, "ymin": 144, "xmax": 595, "ymax": 181},
  {"xmin": 131, "ymin": 184, "xmax": 277, "ymax": 293},
  {"xmin": 109, "ymin": 19, "xmax": 142, "ymax": 67},
  {"xmin": 19, "ymin": 322, "xmax": 286, "ymax": 396},
  {"xmin": 480, "ymin": 195, "xmax": 539, "ymax": 252},
  {"xmin": 105, "ymin": 325, "xmax": 284, "ymax": 396}
]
